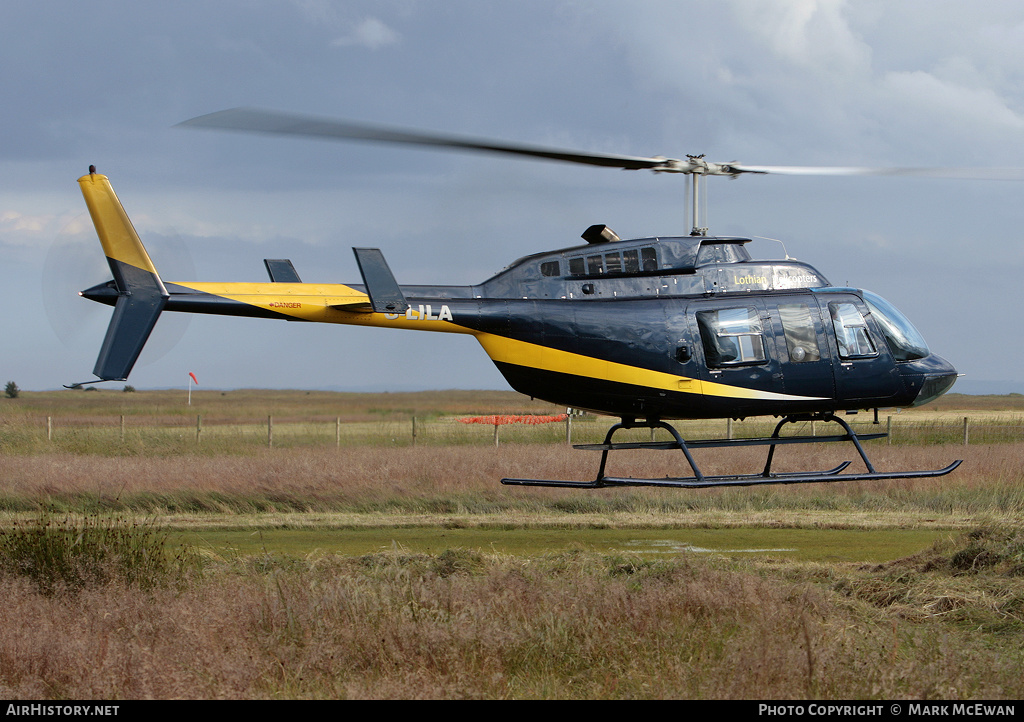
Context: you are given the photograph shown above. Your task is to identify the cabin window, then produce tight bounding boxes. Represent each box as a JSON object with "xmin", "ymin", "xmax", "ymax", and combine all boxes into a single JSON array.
[
  {"xmin": 569, "ymin": 247, "xmax": 655, "ymax": 276},
  {"xmin": 721, "ymin": 244, "xmax": 750, "ymax": 263},
  {"xmin": 778, "ymin": 304, "xmax": 821, "ymax": 363},
  {"xmin": 696, "ymin": 307, "xmax": 767, "ymax": 367},
  {"xmin": 569, "ymin": 247, "xmax": 656, "ymax": 276},
  {"xmin": 698, "ymin": 243, "xmax": 752, "ymax": 265},
  {"xmin": 541, "ymin": 260, "xmax": 561, "ymax": 277},
  {"xmin": 829, "ymin": 302, "xmax": 876, "ymax": 358}
]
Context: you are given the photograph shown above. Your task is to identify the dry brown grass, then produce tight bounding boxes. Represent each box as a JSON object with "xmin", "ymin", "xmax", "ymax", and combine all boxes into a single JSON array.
[
  {"xmin": 0, "ymin": 546, "xmax": 1019, "ymax": 699},
  {"xmin": 927, "ymin": 393, "xmax": 1024, "ymax": 414},
  {"xmin": 0, "ymin": 441, "xmax": 1019, "ymax": 524}
]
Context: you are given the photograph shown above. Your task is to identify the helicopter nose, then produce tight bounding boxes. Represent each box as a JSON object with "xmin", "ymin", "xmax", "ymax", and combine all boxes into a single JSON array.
[{"xmin": 903, "ymin": 354, "xmax": 959, "ymax": 407}]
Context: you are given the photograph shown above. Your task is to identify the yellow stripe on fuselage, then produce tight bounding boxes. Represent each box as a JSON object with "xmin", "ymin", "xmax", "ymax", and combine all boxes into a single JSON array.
[
  {"xmin": 171, "ymin": 281, "xmax": 476, "ymax": 332},
  {"xmin": 474, "ymin": 333, "xmax": 828, "ymax": 402},
  {"xmin": 176, "ymin": 281, "xmax": 827, "ymax": 403}
]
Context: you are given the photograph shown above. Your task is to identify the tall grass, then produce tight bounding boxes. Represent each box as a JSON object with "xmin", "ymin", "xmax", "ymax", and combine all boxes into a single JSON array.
[
  {"xmin": 0, "ymin": 513, "xmax": 199, "ymax": 595},
  {"xmin": 0, "ymin": 442, "xmax": 1019, "ymax": 520},
  {"xmin": 0, "ymin": 533, "xmax": 1020, "ymax": 699},
  {"xmin": 0, "ymin": 391, "xmax": 1022, "ymax": 698}
]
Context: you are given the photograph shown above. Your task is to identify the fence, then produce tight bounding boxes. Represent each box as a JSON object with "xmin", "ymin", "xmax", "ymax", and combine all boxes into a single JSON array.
[{"xmin": 11, "ymin": 413, "xmax": 1024, "ymax": 453}]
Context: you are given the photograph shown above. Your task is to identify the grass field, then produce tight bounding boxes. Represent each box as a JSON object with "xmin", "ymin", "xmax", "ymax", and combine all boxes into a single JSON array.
[
  {"xmin": 6, "ymin": 388, "xmax": 1024, "ymax": 453},
  {"xmin": 0, "ymin": 389, "xmax": 1021, "ymax": 699}
]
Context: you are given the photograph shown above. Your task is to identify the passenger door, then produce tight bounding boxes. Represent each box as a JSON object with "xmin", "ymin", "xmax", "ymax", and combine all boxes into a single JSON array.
[
  {"xmin": 817, "ymin": 294, "xmax": 901, "ymax": 404},
  {"xmin": 687, "ymin": 299, "xmax": 783, "ymax": 415},
  {"xmin": 768, "ymin": 299, "xmax": 836, "ymax": 402}
]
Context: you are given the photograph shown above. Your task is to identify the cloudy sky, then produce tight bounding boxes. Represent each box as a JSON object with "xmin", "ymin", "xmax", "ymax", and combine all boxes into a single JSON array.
[{"xmin": 4, "ymin": 0, "xmax": 1024, "ymax": 393}]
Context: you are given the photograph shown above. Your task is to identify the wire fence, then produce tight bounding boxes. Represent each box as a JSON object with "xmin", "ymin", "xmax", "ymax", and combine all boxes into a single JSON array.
[{"xmin": 8, "ymin": 412, "xmax": 1024, "ymax": 453}]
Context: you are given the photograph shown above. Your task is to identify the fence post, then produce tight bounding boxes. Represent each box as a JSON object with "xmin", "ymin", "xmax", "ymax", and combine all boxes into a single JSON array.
[
  {"xmin": 268, "ymin": 415, "xmax": 273, "ymax": 447},
  {"xmin": 886, "ymin": 415, "xmax": 892, "ymax": 445},
  {"xmin": 963, "ymin": 416, "xmax": 969, "ymax": 446},
  {"xmin": 412, "ymin": 416, "xmax": 417, "ymax": 446},
  {"xmin": 727, "ymin": 418, "xmax": 733, "ymax": 440},
  {"xmin": 120, "ymin": 415, "xmax": 125, "ymax": 441},
  {"xmin": 337, "ymin": 417, "xmax": 341, "ymax": 448},
  {"xmin": 196, "ymin": 415, "xmax": 202, "ymax": 444},
  {"xmin": 493, "ymin": 423, "xmax": 499, "ymax": 448},
  {"xmin": 46, "ymin": 416, "xmax": 52, "ymax": 442},
  {"xmin": 565, "ymin": 414, "xmax": 572, "ymax": 445}
]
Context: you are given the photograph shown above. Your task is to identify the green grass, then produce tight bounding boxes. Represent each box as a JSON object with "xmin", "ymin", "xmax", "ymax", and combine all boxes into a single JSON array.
[
  {"xmin": 185, "ymin": 525, "xmax": 948, "ymax": 563},
  {"xmin": 0, "ymin": 512, "xmax": 199, "ymax": 595},
  {"xmin": 5, "ymin": 388, "xmax": 1024, "ymax": 457},
  {"xmin": 1, "ymin": 387, "xmax": 563, "ymax": 421}
]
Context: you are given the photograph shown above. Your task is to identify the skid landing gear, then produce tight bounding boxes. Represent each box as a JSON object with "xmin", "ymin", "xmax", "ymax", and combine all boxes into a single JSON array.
[{"xmin": 501, "ymin": 413, "xmax": 962, "ymax": 489}]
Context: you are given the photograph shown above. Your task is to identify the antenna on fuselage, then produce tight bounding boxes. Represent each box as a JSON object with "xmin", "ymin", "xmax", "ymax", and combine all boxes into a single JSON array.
[{"xmin": 752, "ymin": 236, "xmax": 793, "ymax": 260}]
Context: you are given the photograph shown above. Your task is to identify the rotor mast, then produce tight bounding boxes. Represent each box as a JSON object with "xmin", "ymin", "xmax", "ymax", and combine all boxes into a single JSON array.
[
  {"xmin": 688, "ymin": 156, "xmax": 708, "ymax": 236},
  {"xmin": 652, "ymin": 154, "xmax": 750, "ymax": 237}
]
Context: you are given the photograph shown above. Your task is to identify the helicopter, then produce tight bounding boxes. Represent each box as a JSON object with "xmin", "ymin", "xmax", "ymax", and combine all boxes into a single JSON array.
[{"xmin": 73, "ymin": 108, "xmax": 979, "ymax": 489}]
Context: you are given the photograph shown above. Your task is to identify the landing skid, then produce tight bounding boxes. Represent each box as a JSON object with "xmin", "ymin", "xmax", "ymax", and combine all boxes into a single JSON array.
[{"xmin": 501, "ymin": 413, "xmax": 962, "ymax": 489}]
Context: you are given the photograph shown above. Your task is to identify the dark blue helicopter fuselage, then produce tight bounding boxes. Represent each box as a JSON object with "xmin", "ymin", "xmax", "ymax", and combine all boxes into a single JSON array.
[{"xmin": 444, "ymin": 234, "xmax": 958, "ymax": 419}]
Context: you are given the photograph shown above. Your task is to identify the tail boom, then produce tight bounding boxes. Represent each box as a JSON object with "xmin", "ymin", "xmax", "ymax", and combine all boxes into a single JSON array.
[{"xmin": 77, "ymin": 171, "xmax": 473, "ymax": 385}]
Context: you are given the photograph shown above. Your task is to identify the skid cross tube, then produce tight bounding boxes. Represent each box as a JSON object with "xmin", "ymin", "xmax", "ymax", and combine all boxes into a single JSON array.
[
  {"xmin": 761, "ymin": 413, "xmax": 876, "ymax": 476},
  {"xmin": 500, "ymin": 413, "xmax": 962, "ymax": 489}
]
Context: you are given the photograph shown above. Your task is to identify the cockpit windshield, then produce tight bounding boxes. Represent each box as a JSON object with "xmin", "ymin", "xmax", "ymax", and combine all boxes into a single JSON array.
[{"xmin": 862, "ymin": 290, "xmax": 929, "ymax": 362}]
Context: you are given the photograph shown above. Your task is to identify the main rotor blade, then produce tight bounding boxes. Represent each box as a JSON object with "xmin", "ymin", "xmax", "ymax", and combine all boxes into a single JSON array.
[
  {"xmin": 730, "ymin": 164, "xmax": 1024, "ymax": 180},
  {"xmin": 179, "ymin": 108, "xmax": 1024, "ymax": 181},
  {"xmin": 179, "ymin": 107, "xmax": 674, "ymax": 171}
]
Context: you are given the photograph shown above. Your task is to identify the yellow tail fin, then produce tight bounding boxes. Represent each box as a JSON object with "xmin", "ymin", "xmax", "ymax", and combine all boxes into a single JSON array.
[{"xmin": 78, "ymin": 170, "xmax": 161, "ymax": 279}]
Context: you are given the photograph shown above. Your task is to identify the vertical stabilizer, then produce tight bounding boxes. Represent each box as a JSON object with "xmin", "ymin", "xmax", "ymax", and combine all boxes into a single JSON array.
[
  {"xmin": 352, "ymin": 247, "xmax": 408, "ymax": 314},
  {"xmin": 78, "ymin": 170, "xmax": 168, "ymax": 381}
]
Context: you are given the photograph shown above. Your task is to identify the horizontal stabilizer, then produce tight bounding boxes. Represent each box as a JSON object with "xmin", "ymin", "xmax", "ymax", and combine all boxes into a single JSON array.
[
  {"xmin": 264, "ymin": 258, "xmax": 302, "ymax": 283},
  {"xmin": 327, "ymin": 301, "xmax": 374, "ymax": 313},
  {"xmin": 352, "ymin": 247, "xmax": 408, "ymax": 314}
]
